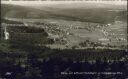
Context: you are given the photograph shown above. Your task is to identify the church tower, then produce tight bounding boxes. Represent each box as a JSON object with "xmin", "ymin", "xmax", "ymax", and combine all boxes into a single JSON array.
[
  {"xmin": 4, "ymin": 25, "xmax": 9, "ymax": 40},
  {"xmin": 0, "ymin": 23, "xmax": 9, "ymax": 40}
]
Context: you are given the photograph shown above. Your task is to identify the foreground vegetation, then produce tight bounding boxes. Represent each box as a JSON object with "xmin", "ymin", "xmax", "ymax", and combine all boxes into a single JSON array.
[{"xmin": 0, "ymin": 39, "xmax": 128, "ymax": 78}]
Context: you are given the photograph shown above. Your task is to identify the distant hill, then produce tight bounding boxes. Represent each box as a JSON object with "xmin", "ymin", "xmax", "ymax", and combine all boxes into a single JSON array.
[
  {"xmin": 1, "ymin": 4, "xmax": 55, "ymax": 19},
  {"xmin": 1, "ymin": 3, "xmax": 127, "ymax": 24},
  {"xmin": 38, "ymin": 3, "xmax": 127, "ymax": 23}
]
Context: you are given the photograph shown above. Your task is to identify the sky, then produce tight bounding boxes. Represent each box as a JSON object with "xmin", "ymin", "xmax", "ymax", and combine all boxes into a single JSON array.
[{"xmin": 1, "ymin": 0, "xmax": 127, "ymax": 6}]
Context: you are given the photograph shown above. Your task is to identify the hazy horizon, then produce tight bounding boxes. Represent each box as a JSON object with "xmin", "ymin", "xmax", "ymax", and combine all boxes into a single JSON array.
[{"xmin": 1, "ymin": 1, "xmax": 127, "ymax": 6}]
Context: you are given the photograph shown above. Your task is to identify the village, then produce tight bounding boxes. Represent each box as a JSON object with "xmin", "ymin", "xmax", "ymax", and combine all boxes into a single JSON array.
[{"xmin": 1, "ymin": 17, "xmax": 127, "ymax": 49}]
